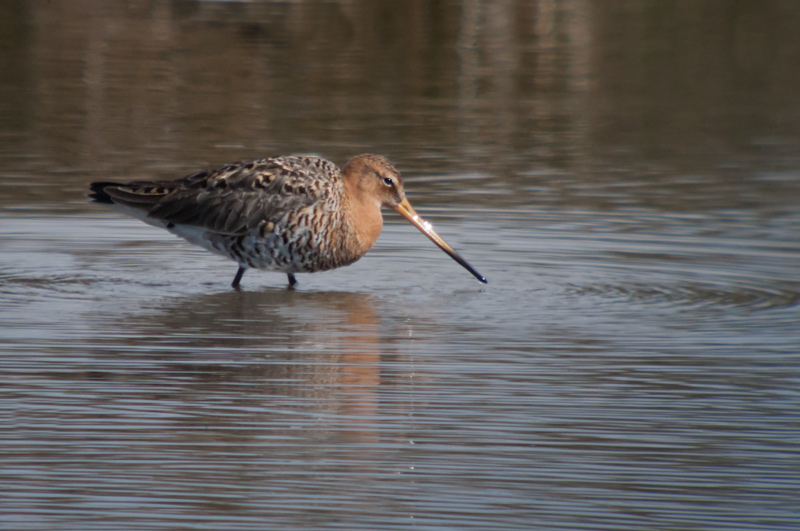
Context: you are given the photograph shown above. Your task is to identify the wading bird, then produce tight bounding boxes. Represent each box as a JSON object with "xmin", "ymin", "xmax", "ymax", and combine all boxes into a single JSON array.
[{"xmin": 90, "ymin": 154, "xmax": 486, "ymax": 288}]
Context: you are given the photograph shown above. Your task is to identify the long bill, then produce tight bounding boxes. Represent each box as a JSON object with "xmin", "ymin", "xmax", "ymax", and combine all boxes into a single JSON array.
[{"xmin": 392, "ymin": 199, "xmax": 487, "ymax": 284}]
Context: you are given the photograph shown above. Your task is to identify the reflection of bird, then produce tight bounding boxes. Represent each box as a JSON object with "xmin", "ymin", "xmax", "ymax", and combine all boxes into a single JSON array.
[{"xmin": 90, "ymin": 154, "xmax": 486, "ymax": 288}]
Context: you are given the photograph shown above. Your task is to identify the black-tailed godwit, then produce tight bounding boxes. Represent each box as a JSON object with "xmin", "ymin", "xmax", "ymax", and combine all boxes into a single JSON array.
[{"xmin": 90, "ymin": 154, "xmax": 486, "ymax": 288}]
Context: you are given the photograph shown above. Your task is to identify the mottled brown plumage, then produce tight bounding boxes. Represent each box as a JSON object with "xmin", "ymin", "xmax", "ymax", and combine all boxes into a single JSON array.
[{"xmin": 90, "ymin": 154, "xmax": 486, "ymax": 288}]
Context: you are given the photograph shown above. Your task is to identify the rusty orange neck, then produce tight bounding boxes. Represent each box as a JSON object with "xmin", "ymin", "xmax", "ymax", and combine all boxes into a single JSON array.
[{"xmin": 342, "ymin": 170, "xmax": 384, "ymax": 257}]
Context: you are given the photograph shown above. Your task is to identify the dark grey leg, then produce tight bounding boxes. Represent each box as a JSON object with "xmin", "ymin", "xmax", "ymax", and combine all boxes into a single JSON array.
[
  {"xmin": 287, "ymin": 273, "xmax": 297, "ymax": 287},
  {"xmin": 232, "ymin": 266, "xmax": 246, "ymax": 288}
]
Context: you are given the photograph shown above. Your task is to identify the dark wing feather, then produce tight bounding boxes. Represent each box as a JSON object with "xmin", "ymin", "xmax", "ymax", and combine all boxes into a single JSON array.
[
  {"xmin": 99, "ymin": 182, "xmax": 176, "ymax": 209},
  {"xmin": 108, "ymin": 156, "xmax": 341, "ymax": 235}
]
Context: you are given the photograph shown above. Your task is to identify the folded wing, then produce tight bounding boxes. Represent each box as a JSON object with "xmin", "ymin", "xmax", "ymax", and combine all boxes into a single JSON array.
[{"xmin": 92, "ymin": 156, "xmax": 339, "ymax": 236}]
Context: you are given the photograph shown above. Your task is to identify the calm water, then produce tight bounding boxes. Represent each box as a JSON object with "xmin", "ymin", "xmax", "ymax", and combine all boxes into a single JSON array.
[{"xmin": 2, "ymin": 1, "xmax": 800, "ymax": 530}]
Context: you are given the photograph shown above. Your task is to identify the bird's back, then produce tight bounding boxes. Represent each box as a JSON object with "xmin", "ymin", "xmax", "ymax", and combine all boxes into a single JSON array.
[{"xmin": 91, "ymin": 155, "xmax": 345, "ymax": 236}]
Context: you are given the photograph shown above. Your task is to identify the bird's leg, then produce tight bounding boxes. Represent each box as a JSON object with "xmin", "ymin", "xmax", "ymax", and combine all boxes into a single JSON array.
[
  {"xmin": 287, "ymin": 273, "xmax": 297, "ymax": 288},
  {"xmin": 232, "ymin": 266, "xmax": 246, "ymax": 288}
]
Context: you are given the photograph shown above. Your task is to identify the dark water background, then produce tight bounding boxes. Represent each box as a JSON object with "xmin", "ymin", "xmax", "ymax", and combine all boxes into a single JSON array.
[{"xmin": 1, "ymin": 1, "xmax": 799, "ymax": 530}]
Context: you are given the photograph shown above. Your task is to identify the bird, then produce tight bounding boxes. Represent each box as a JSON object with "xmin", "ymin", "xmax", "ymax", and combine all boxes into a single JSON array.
[{"xmin": 89, "ymin": 154, "xmax": 487, "ymax": 288}]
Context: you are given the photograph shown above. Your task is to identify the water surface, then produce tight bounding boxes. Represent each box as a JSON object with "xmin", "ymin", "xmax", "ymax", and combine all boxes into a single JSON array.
[{"xmin": 2, "ymin": 1, "xmax": 799, "ymax": 530}]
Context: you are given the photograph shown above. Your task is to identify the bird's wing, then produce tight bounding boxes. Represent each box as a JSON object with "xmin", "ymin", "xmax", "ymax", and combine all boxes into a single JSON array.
[{"xmin": 101, "ymin": 156, "xmax": 341, "ymax": 235}]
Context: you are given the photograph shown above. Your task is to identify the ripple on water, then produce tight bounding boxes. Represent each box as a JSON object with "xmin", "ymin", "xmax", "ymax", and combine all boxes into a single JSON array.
[
  {"xmin": 568, "ymin": 281, "xmax": 800, "ymax": 311},
  {"xmin": 2, "ymin": 195, "xmax": 800, "ymax": 531}
]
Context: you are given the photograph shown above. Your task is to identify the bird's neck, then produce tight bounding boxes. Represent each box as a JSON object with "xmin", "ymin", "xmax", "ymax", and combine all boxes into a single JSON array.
[{"xmin": 342, "ymin": 177, "xmax": 384, "ymax": 257}]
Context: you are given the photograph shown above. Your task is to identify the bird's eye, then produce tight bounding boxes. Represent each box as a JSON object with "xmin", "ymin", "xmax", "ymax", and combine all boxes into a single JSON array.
[{"xmin": 382, "ymin": 177, "xmax": 394, "ymax": 187}]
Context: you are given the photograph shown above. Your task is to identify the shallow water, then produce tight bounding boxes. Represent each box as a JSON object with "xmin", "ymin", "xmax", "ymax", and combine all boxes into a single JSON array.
[{"xmin": 2, "ymin": 1, "xmax": 800, "ymax": 530}]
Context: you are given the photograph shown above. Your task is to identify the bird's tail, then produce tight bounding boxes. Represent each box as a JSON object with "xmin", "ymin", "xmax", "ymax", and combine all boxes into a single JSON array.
[{"xmin": 88, "ymin": 182, "xmax": 123, "ymax": 204}]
